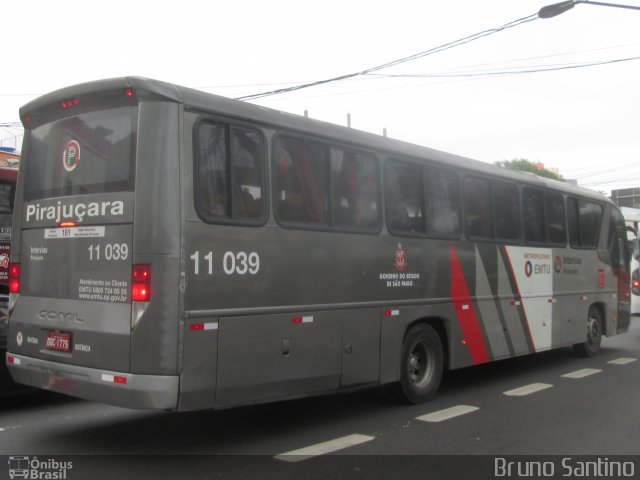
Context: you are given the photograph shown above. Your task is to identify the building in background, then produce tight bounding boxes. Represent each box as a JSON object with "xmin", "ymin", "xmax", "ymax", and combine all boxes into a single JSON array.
[{"xmin": 611, "ymin": 188, "xmax": 640, "ymax": 209}]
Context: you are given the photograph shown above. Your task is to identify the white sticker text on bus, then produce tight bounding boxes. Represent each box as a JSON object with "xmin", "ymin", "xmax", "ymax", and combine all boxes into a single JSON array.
[
  {"xmin": 87, "ymin": 243, "xmax": 129, "ymax": 261},
  {"xmin": 190, "ymin": 250, "xmax": 260, "ymax": 275}
]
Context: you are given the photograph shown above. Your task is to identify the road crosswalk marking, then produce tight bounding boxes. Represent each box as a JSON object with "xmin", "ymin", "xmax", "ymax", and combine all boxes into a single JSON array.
[
  {"xmin": 608, "ymin": 357, "xmax": 637, "ymax": 365},
  {"xmin": 416, "ymin": 405, "xmax": 479, "ymax": 423},
  {"xmin": 561, "ymin": 368, "xmax": 602, "ymax": 379},
  {"xmin": 275, "ymin": 434, "xmax": 374, "ymax": 462},
  {"xmin": 503, "ymin": 383, "xmax": 553, "ymax": 397}
]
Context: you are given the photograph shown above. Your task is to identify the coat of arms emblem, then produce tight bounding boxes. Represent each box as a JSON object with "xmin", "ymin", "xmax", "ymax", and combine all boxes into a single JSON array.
[{"xmin": 393, "ymin": 243, "xmax": 408, "ymax": 271}]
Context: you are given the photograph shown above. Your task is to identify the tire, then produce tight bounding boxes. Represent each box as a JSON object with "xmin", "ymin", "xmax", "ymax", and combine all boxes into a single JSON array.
[
  {"xmin": 396, "ymin": 324, "xmax": 444, "ymax": 404},
  {"xmin": 573, "ymin": 306, "xmax": 603, "ymax": 357}
]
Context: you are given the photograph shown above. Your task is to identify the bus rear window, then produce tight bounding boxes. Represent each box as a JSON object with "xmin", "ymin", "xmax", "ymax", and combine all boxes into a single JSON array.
[{"xmin": 23, "ymin": 106, "xmax": 136, "ymax": 201}]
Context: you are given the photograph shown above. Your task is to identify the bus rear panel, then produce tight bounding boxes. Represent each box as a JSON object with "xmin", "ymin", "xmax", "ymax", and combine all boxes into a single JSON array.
[{"xmin": 7, "ymin": 79, "xmax": 182, "ymax": 409}]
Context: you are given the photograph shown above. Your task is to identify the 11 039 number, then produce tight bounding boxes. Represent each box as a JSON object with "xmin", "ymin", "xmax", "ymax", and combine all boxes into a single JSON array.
[
  {"xmin": 190, "ymin": 250, "xmax": 260, "ymax": 275},
  {"xmin": 87, "ymin": 243, "xmax": 129, "ymax": 261}
]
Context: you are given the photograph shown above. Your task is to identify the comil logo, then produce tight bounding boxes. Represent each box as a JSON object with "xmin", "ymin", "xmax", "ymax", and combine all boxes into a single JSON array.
[{"xmin": 8, "ymin": 456, "xmax": 73, "ymax": 479}]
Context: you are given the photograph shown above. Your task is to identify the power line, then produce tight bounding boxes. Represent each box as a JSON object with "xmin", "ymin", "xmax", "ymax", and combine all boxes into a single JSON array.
[
  {"xmin": 235, "ymin": 12, "xmax": 538, "ymax": 101},
  {"xmin": 365, "ymin": 56, "xmax": 640, "ymax": 79}
]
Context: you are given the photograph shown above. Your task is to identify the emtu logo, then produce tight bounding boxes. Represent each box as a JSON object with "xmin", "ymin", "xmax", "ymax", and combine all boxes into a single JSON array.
[{"xmin": 524, "ymin": 260, "xmax": 533, "ymax": 278}]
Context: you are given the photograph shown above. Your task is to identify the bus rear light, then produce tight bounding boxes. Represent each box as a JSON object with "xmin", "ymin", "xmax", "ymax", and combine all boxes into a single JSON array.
[
  {"xmin": 9, "ymin": 263, "xmax": 20, "ymax": 294},
  {"xmin": 632, "ymin": 269, "xmax": 640, "ymax": 296},
  {"xmin": 132, "ymin": 264, "xmax": 151, "ymax": 302},
  {"xmin": 59, "ymin": 221, "xmax": 76, "ymax": 228},
  {"xmin": 60, "ymin": 98, "xmax": 80, "ymax": 109},
  {"xmin": 124, "ymin": 88, "xmax": 135, "ymax": 98}
]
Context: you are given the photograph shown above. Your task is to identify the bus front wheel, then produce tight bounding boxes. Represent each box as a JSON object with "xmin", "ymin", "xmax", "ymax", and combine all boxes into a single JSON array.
[
  {"xmin": 397, "ymin": 324, "xmax": 444, "ymax": 404},
  {"xmin": 573, "ymin": 306, "xmax": 603, "ymax": 357}
]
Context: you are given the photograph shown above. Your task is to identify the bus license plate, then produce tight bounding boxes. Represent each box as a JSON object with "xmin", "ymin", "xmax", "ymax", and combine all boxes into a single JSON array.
[{"xmin": 45, "ymin": 331, "xmax": 71, "ymax": 352}]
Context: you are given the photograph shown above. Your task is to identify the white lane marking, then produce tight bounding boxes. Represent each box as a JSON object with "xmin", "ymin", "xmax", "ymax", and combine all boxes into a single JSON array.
[
  {"xmin": 608, "ymin": 357, "xmax": 638, "ymax": 365},
  {"xmin": 416, "ymin": 405, "xmax": 479, "ymax": 423},
  {"xmin": 561, "ymin": 368, "xmax": 602, "ymax": 379},
  {"xmin": 0, "ymin": 425, "xmax": 21, "ymax": 433},
  {"xmin": 275, "ymin": 434, "xmax": 374, "ymax": 462},
  {"xmin": 503, "ymin": 383, "xmax": 553, "ymax": 397}
]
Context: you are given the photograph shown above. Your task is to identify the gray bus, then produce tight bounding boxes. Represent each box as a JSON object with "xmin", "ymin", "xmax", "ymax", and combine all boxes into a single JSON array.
[{"xmin": 5, "ymin": 77, "xmax": 631, "ymax": 411}]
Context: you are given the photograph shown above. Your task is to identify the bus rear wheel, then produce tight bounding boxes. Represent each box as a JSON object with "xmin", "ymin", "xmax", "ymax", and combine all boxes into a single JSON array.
[
  {"xmin": 573, "ymin": 306, "xmax": 603, "ymax": 357},
  {"xmin": 397, "ymin": 324, "xmax": 444, "ymax": 404}
]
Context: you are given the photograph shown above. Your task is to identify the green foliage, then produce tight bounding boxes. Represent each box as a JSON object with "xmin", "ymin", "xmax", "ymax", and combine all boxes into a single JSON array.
[{"xmin": 494, "ymin": 159, "xmax": 564, "ymax": 181}]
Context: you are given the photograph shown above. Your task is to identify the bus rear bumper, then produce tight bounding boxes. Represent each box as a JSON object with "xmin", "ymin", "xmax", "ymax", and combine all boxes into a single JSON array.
[{"xmin": 5, "ymin": 353, "xmax": 179, "ymax": 410}]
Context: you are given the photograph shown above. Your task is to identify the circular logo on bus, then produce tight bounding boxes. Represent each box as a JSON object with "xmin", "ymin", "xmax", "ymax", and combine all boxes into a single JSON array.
[
  {"xmin": 524, "ymin": 260, "xmax": 533, "ymax": 278},
  {"xmin": 16, "ymin": 331, "xmax": 23, "ymax": 347},
  {"xmin": 62, "ymin": 140, "xmax": 81, "ymax": 172},
  {"xmin": 554, "ymin": 255, "xmax": 562, "ymax": 273}
]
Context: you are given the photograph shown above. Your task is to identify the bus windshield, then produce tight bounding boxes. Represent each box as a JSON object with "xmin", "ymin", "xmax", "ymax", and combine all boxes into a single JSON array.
[{"xmin": 23, "ymin": 106, "xmax": 136, "ymax": 201}]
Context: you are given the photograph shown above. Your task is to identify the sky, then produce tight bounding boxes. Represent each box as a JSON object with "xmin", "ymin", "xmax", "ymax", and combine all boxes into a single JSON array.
[{"xmin": 1, "ymin": 0, "xmax": 639, "ymax": 195}]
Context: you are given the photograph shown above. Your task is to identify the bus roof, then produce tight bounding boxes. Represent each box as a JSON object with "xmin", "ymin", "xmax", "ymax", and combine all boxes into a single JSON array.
[{"xmin": 20, "ymin": 76, "xmax": 612, "ymax": 205}]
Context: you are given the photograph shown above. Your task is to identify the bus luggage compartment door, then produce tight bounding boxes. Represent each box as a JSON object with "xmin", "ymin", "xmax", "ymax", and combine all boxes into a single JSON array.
[
  {"xmin": 215, "ymin": 312, "xmax": 341, "ymax": 408},
  {"xmin": 340, "ymin": 308, "xmax": 380, "ymax": 387}
]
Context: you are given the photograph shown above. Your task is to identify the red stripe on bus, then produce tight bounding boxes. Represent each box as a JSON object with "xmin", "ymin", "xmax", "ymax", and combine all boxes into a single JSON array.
[{"xmin": 449, "ymin": 245, "xmax": 490, "ymax": 365}]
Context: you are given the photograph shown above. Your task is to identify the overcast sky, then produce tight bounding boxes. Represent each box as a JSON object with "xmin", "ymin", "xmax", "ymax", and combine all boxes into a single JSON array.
[{"xmin": 1, "ymin": 0, "xmax": 638, "ymax": 194}]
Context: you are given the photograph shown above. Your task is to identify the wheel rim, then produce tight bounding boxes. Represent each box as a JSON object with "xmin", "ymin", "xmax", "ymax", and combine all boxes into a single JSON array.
[
  {"xmin": 586, "ymin": 314, "xmax": 601, "ymax": 346},
  {"xmin": 408, "ymin": 341, "xmax": 435, "ymax": 388}
]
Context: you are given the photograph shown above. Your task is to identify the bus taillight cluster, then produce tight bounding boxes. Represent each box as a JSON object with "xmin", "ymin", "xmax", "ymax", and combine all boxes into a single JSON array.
[
  {"xmin": 632, "ymin": 269, "xmax": 640, "ymax": 296},
  {"xmin": 132, "ymin": 264, "xmax": 151, "ymax": 302},
  {"xmin": 9, "ymin": 263, "xmax": 20, "ymax": 293}
]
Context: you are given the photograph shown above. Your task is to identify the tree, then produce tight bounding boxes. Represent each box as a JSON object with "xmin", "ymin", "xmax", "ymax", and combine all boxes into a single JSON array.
[{"xmin": 494, "ymin": 159, "xmax": 564, "ymax": 181}]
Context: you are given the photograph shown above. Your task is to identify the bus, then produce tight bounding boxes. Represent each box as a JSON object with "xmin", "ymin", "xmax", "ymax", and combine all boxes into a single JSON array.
[
  {"xmin": 0, "ymin": 153, "xmax": 19, "ymax": 392},
  {"xmin": 621, "ymin": 207, "xmax": 640, "ymax": 315},
  {"xmin": 5, "ymin": 77, "xmax": 631, "ymax": 411},
  {"xmin": 0, "ymin": 154, "xmax": 18, "ymax": 303}
]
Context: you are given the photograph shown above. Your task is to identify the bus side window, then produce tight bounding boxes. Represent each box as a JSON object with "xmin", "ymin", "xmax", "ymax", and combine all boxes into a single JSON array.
[
  {"xmin": 578, "ymin": 200, "xmax": 602, "ymax": 249},
  {"xmin": 425, "ymin": 168, "xmax": 461, "ymax": 238},
  {"xmin": 196, "ymin": 123, "xmax": 228, "ymax": 219},
  {"xmin": 330, "ymin": 148, "xmax": 379, "ymax": 229},
  {"xmin": 195, "ymin": 123, "xmax": 265, "ymax": 223},
  {"xmin": 567, "ymin": 197, "xmax": 603, "ymax": 249},
  {"xmin": 492, "ymin": 181, "xmax": 520, "ymax": 241},
  {"xmin": 384, "ymin": 161, "xmax": 424, "ymax": 234},
  {"xmin": 275, "ymin": 138, "xmax": 328, "ymax": 225},
  {"xmin": 231, "ymin": 128, "xmax": 264, "ymax": 220},
  {"xmin": 463, "ymin": 177, "xmax": 493, "ymax": 239},
  {"xmin": 523, "ymin": 187, "xmax": 545, "ymax": 244},
  {"xmin": 545, "ymin": 192, "xmax": 566, "ymax": 245}
]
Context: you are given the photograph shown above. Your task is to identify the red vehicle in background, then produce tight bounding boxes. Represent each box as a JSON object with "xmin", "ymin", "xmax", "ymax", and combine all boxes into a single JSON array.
[{"xmin": 0, "ymin": 148, "xmax": 19, "ymax": 393}]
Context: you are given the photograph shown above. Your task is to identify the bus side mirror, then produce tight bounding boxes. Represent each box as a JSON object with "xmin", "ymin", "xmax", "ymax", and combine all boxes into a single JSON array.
[{"xmin": 633, "ymin": 239, "xmax": 640, "ymax": 261}]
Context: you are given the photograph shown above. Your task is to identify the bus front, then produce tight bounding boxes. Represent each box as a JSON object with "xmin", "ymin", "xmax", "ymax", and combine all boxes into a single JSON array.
[{"xmin": 6, "ymin": 78, "xmax": 182, "ymax": 409}]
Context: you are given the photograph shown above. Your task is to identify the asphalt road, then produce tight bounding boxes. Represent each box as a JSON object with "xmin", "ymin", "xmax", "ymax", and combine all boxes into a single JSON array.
[{"xmin": 1, "ymin": 317, "xmax": 639, "ymax": 479}]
